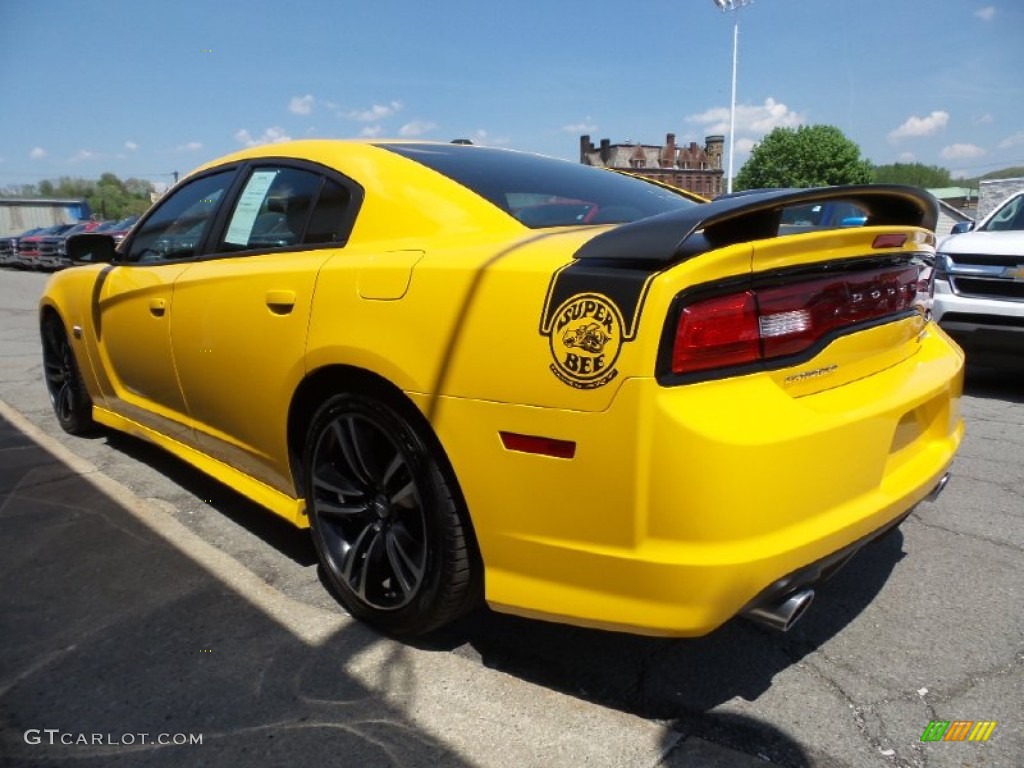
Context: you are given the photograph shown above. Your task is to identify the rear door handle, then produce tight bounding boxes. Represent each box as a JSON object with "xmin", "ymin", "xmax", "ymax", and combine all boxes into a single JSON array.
[
  {"xmin": 148, "ymin": 298, "xmax": 167, "ymax": 317},
  {"xmin": 265, "ymin": 289, "xmax": 296, "ymax": 315}
]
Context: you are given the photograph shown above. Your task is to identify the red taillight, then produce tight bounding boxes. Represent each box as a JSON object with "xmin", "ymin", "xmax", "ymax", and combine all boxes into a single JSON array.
[
  {"xmin": 671, "ymin": 266, "xmax": 919, "ymax": 375},
  {"xmin": 673, "ymin": 291, "xmax": 761, "ymax": 373}
]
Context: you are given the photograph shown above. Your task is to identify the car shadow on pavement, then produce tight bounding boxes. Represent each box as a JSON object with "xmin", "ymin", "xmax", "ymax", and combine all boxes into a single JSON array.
[
  {"xmin": 102, "ymin": 430, "xmax": 318, "ymax": 568},
  {"xmin": 425, "ymin": 526, "xmax": 906, "ymax": 765},
  {"xmin": 963, "ymin": 364, "xmax": 1024, "ymax": 403},
  {"xmin": 0, "ymin": 416, "xmax": 475, "ymax": 768}
]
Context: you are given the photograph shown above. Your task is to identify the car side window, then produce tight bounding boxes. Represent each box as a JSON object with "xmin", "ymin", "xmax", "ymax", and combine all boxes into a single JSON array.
[
  {"xmin": 124, "ymin": 171, "xmax": 234, "ymax": 263},
  {"xmin": 220, "ymin": 167, "xmax": 324, "ymax": 252},
  {"xmin": 304, "ymin": 179, "xmax": 351, "ymax": 244}
]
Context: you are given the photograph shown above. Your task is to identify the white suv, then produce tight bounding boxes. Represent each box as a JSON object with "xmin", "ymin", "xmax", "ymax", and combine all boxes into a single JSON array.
[{"xmin": 931, "ymin": 191, "xmax": 1024, "ymax": 367}]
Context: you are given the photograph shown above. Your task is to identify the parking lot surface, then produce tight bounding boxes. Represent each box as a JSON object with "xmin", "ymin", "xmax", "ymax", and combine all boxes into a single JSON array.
[{"xmin": 1, "ymin": 269, "xmax": 1021, "ymax": 767}]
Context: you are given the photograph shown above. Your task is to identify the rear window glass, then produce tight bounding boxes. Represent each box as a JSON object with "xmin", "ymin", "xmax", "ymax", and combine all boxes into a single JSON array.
[
  {"xmin": 380, "ymin": 143, "xmax": 698, "ymax": 228},
  {"xmin": 779, "ymin": 200, "xmax": 868, "ymax": 233}
]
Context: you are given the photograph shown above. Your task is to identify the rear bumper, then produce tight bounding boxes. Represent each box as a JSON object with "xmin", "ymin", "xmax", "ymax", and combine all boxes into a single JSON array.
[{"xmin": 435, "ymin": 321, "xmax": 964, "ymax": 636}]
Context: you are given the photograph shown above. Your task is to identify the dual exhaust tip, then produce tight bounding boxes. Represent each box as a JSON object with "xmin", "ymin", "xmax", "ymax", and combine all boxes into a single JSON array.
[
  {"xmin": 743, "ymin": 472, "xmax": 952, "ymax": 633},
  {"xmin": 743, "ymin": 588, "xmax": 815, "ymax": 633}
]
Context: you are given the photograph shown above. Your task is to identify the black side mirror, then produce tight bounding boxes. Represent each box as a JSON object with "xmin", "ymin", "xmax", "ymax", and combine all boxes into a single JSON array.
[
  {"xmin": 66, "ymin": 233, "xmax": 117, "ymax": 264},
  {"xmin": 950, "ymin": 221, "xmax": 974, "ymax": 235}
]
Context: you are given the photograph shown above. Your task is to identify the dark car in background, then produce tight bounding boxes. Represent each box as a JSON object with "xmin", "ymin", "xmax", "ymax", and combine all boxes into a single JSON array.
[
  {"xmin": 13, "ymin": 224, "xmax": 76, "ymax": 269},
  {"xmin": 1, "ymin": 227, "xmax": 45, "ymax": 266},
  {"xmin": 92, "ymin": 215, "xmax": 139, "ymax": 244},
  {"xmin": 34, "ymin": 221, "xmax": 104, "ymax": 270}
]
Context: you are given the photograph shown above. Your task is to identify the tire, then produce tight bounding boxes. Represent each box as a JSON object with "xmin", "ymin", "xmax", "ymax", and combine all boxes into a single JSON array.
[
  {"xmin": 303, "ymin": 391, "xmax": 478, "ymax": 636},
  {"xmin": 41, "ymin": 316, "xmax": 95, "ymax": 435}
]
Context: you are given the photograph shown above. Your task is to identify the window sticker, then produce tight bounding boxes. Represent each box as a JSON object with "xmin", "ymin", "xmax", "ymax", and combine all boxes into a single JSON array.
[{"xmin": 224, "ymin": 170, "xmax": 278, "ymax": 246}]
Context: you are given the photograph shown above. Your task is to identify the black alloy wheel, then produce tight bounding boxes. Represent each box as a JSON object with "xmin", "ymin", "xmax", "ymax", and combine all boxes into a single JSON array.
[
  {"xmin": 41, "ymin": 316, "xmax": 95, "ymax": 435},
  {"xmin": 304, "ymin": 392, "xmax": 478, "ymax": 636}
]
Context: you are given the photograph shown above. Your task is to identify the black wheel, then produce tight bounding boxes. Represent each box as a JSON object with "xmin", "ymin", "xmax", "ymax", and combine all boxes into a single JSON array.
[
  {"xmin": 304, "ymin": 391, "xmax": 478, "ymax": 636},
  {"xmin": 41, "ymin": 316, "xmax": 95, "ymax": 435}
]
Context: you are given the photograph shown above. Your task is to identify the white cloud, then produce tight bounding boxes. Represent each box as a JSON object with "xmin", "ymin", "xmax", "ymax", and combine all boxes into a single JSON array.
[
  {"xmin": 235, "ymin": 127, "xmax": 292, "ymax": 146},
  {"xmin": 465, "ymin": 129, "xmax": 509, "ymax": 147},
  {"xmin": 71, "ymin": 149, "xmax": 96, "ymax": 162},
  {"xmin": 398, "ymin": 120, "xmax": 436, "ymax": 137},
  {"xmin": 999, "ymin": 131, "xmax": 1024, "ymax": 149},
  {"xmin": 348, "ymin": 101, "xmax": 402, "ymax": 122},
  {"xmin": 888, "ymin": 111, "xmax": 949, "ymax": 142},
  {"xmin": 974, "ymin": 6, "xmax": 996, "ymax": 21},
  {"xmin": 289, "ymin": 94, "xmax": 314, "ymax": 115},
  {"xmin": 562, "ymin": 118, "xmax": 597, "ymax": 134},
  {"xmin": 975, "ymin": 113, "xmax": 994, "ymax": 125},
  {"xmin": 735, "ymin": 137, "xmax": 757, "ymax": 154},
  {"xmin": 359, "ymin": 125, "xmax": 383, "ymax": 138},
  {"xmin": 30, "ymin": 147, "xmax": 47, "ymax": 159},
  {"xmin": 898, "ymin": 152, "xmax": 917, "ymax": 163},
  {"xmin": 124, "ymin": 141, "xmax": 138, "ymax": 152},
  {"xmin": 687, "ymin": 97, "xmax": 805, "ymax": 136},
  {"xmin": 940, "ymin": 143, "xmax": 986, "ymax": 160},
  {"xmin": 177, "ymin": 141, "xmax": 203, "ymax": 152}
]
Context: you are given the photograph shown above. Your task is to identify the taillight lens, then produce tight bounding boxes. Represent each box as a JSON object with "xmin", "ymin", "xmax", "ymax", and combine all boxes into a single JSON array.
[
  {"xmin": 673, "ymin": 291, "xmax": 761, "ymax": 373},
  {"xmin": 671, "ymin": 266, "xmax": 919, "ymax": 375}
]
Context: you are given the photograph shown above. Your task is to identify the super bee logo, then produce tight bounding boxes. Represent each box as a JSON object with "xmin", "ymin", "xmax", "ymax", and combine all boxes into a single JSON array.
[{"xmin": 546, "ymin": 293, "xmax": 624, "ymax": 389}]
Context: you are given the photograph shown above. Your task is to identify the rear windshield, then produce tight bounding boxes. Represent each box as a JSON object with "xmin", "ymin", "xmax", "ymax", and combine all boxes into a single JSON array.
[{"xmin": 380, "ymin": 143, "xmax": 699, "ymax": 228}]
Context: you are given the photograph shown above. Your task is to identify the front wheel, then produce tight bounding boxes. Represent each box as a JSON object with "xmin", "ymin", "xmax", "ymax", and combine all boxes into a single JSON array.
[
  {"xmin": 303, "ymin": 392, "xmax": 478, "ymax": 636},
  {"xmin": 41, "ymin": 316, "xmax": 95, "ymax": 435}
]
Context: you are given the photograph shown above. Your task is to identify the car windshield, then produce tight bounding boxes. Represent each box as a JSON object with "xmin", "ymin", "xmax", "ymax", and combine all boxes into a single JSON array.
[
  {"xmin": 381, "ymin": 143, "xmax": 698, "ymax": 228},
  {"xmin": 979, "ymin": 194, "xmax": 1024, "ymax": 232}
]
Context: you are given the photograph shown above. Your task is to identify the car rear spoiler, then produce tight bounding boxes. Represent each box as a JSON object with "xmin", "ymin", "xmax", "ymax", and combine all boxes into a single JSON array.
[{"xmin": 574, "ymin": 185, "xmax": 938, "ymax": 267}]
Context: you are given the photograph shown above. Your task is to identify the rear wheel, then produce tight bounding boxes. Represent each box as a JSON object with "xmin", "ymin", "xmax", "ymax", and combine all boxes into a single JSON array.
[
  {"xmin": 41, "ymin": 316, "xmax": 95, "ymax": 435},
  {"xmin": 303, "ymin": 391, "xmax": 477, "ymax": 636}
]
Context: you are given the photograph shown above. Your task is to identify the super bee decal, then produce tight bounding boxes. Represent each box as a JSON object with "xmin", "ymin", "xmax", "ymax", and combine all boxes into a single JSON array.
[
  {"xmin": 540, "ymin": 263, "xmax": 657, "ymax": 389},
  {"xmin": 546, "ymin": 293, "xmax": 624, "ymax": 388}
]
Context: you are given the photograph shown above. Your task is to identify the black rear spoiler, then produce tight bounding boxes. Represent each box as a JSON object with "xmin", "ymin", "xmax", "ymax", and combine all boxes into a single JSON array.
[{"xmin": 574, "ymin": 185, "xmax": 938, "ymax": 267}]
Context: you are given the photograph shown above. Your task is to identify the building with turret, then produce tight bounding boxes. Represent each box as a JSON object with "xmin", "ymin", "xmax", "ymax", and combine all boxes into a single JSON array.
[{"xmin": 580, "ymin": 134, "xmax": 725, "ymax": 198}]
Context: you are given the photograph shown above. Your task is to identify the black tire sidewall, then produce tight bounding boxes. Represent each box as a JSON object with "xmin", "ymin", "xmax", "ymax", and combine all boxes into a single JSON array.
[
  {"xmin": 303, "ymin": 391, "xmax": 460, "ymax": 636},
  {"xmin": 43, "ymin": 317, "xmax": 94, "ymax": 436}
]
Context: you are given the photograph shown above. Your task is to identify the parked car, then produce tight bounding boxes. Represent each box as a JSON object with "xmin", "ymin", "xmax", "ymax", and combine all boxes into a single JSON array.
[
  {"xmin": 931, "ymin": 190, "xmax": 1024, "ymax": 367},
  {"xmin": 91, "ymin": 215, "xmax": 139, "ymax": 244},
  {"xmin": 1, "ymin": 227, "xmax": 45, "ymax": 266},
  {"xmin": 44, "ymin": 140, "xmax": 963, "ymax": 638},
  {"xmin": 14, "ymin": 224, "xmax": 76, "ymax": 269},
  {"xmin": 35, "ymin": 220, "xmax": 104, "ymax": 270}
]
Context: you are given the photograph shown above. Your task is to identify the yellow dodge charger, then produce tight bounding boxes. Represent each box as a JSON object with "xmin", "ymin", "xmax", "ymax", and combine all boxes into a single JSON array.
[{"xmin": 41, "ymin": 140, "xmax": 963, "ymax": 637}]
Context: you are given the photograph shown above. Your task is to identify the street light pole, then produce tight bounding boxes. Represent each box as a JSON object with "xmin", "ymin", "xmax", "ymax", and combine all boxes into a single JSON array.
[{"xmin": 713, "ymin": 0, "xmax": 751, "ymax": 194}]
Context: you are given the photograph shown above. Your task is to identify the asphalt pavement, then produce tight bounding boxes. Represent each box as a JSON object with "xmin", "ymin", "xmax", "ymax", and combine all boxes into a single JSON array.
[{"xmin": 0, "ymin": 268, "xmax": 1021, "ymax": 767}]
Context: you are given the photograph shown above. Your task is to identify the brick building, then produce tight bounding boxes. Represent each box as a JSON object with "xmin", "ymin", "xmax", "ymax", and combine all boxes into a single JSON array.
[{"xmin": 580, "ymin": 133, "xmax": 726, "ymax": 198}]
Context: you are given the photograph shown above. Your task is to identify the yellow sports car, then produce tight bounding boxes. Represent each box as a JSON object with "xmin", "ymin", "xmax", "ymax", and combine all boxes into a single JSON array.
[{"xmin": 42, "ymin": 140, "xmax": 963, "ymax": 637}]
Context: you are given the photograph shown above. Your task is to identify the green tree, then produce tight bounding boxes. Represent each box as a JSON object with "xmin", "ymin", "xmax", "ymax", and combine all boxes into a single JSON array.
[
  {"xmin": 872, "ymin": 162, "xmax": 953, "ymax": 187},
  {"xmin": 0, "ymin": 172, "xmax": 154, "ymax": 217},
  {"xmin": 735, "ymin": 125, "xmax": 873, "ymax": 190}
]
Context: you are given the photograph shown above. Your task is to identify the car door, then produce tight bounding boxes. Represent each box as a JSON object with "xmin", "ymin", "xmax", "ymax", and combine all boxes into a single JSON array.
[
  {"xmin": 169, "ymin": 164, "xmax": 359, "ymax": 495},
  {"xmin": 93, "ymin": 169, "xmax": 237, "ymax": 441}
]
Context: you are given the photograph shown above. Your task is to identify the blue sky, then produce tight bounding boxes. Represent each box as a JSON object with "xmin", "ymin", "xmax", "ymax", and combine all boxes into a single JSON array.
[{"xmin": 1, "ymin": 0, "xmax": 1021, "ymax": 191}]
